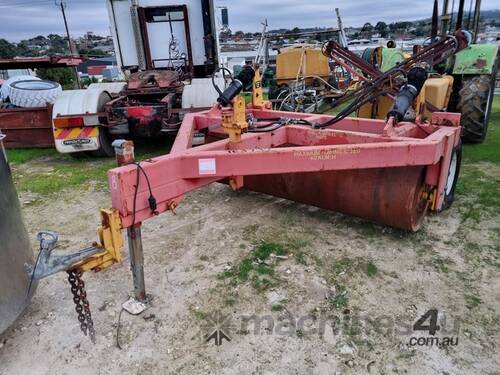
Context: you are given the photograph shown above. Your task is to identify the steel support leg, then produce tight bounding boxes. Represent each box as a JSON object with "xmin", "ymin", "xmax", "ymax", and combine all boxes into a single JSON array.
[
  {"xmin": 113, "ymin": 139, "xmax": 146, "ymax": 304},
  {"xmin": 127, "ymin": 225, "xmax": 147, "ymax": 302}
]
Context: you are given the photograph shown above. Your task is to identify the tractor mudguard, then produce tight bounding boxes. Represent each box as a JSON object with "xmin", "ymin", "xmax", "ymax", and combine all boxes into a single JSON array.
[
  {"xmin": 380, "ymin": 48, "xmax": 406, "ymax": 72},
  {"xmin": 452, "ymin": 44, "xmax": 499, "ymax": 75}
]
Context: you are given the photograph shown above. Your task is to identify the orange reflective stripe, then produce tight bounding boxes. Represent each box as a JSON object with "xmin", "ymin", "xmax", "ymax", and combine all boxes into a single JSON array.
[
  {"xmin": 54, "ymin": 127, "xmax": 99, "ymax": 139},
  {"xmin": 69, "ymin": 128, "xmax": 81, "ymax": 138},
  {"xmin": 89, "ymin": 127, "xmax": 99, "ymax": 137},
  {"xmin": 56, "ymin": 128, "xmax": 72, "ymax": 140}
]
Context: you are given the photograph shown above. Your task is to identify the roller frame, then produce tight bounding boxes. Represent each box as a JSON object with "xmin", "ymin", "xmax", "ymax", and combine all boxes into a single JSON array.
[{"xmin": 107, "ymin": 107, "xmax": 461, "ymax": 231}]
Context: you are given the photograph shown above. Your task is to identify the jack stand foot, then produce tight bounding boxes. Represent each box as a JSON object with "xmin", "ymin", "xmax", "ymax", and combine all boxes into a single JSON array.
[{"xmin": 122, "ymin": 297, "xmax": 148, "ymax": 315}]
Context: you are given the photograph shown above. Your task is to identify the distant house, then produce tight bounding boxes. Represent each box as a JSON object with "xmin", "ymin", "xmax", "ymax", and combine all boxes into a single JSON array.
[
  {"xmin": 93, "ymin": 44, "xmax": 115, "ymax": 53},
  {"xmin": 78, "ymin": 56, "xmax": 117, "ymax": 74}
]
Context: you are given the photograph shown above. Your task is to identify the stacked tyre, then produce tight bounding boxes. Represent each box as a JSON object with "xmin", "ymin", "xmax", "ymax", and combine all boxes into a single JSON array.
[
  {"xmin": 1, "ymin": 75, "xmax": 40, "ymax": 101},
  {"xmin": 7, "ymin": 80, "xmax": 62, "ymax": 108}
]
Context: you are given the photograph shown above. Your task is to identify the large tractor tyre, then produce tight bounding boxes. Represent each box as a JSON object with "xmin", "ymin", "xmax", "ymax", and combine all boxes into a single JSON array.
[
  {"xmin": 8, "ymin": 80, "xmax": 62, "ymax": 108},
  {"xmin": 440, "ymin": 140, "xmax": 462, "ymax": 211},
  {"xmin": 1, "ymin": 75, "xmax": 40, "ymax": 100},
  {"xmin": 457, "ymin": 72, "xmax": 496, "ymax": 143}
]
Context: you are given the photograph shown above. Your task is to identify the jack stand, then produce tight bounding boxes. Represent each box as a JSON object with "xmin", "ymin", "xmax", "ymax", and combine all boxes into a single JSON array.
[
  {"xmin": 113, "ymin": 140, "xmax": 148, "ymax": 314},
  {"xmin": 126, "ymin": 225, "xmax": 147, "ymax": 305}
]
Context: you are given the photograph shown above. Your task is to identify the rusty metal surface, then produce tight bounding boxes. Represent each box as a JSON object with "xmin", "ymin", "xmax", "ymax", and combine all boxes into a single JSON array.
[
  {"xmin": 137, "ymin": 5, "xmax": 194, "ymax": 75},
  {"xmin": 0, "ymin": 106, "xmax": 54, "ymax": 148},
  {"xmin": 126, "ymin": 70, "xmax": 182, "ymax": 91},
  {"xmin": 0, "ymin": 56, "xmax": 85, "ymax": 69},
  {"xmin": 452, "ymin": 44, "xmax": 499, "ymax": 75},
  {"xmin": 322, "ymin": 32, "xmax": 469, "ymax": 113},
  {"xmin": 0, "ymin": 139, "xmax": 36, "ymax": 334},
  {"xmin": 244, "ymin": 166, "xmax": 427, "ymax": 231}
]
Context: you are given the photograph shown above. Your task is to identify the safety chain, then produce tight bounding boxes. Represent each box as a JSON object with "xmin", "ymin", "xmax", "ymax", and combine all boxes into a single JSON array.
[{"xmin": 67, "ymin": 268, "xmax": 96, "ymax": 343}]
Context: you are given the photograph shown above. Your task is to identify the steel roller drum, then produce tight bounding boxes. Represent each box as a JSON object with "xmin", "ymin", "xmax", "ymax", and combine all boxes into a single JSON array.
[
  {"xmin": 0, "ymin": 135, "xmax": 36, "ymax": 334},
  {"xmin": 244, "ymin": 166, "xmax": 428, "ymax": 232}
]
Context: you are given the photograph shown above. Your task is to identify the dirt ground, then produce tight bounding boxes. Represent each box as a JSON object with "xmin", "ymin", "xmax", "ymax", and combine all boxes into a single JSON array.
[{"xmin": 0, "ymin": 151, "xmax": 499, "ymax": 375}]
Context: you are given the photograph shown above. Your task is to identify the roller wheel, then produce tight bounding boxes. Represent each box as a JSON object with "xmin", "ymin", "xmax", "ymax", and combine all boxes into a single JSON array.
[
  {"xmin": 244, "ymin": 166, "xmax": 429, "ymax": 232},
  {"xmin": 440, "ymin": 140, "xmax": 462, "ymax": 211},
  {"xmin": 457, "ymin": 70, "xmax": 496, "ymax": 143}
]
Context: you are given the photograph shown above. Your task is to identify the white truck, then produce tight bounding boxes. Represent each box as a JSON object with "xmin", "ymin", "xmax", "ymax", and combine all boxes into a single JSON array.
[{"xmin": 52, "ymin": 0, "xmax": 223, "ymax": 156}]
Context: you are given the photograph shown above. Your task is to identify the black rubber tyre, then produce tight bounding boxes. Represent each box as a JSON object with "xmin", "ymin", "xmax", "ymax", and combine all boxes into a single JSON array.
[
  {"xmin": 268, "ymin": 84, "xmax": 281, "ymax": 100},
  {"xmin": 440, "ymin": 140, "xmax": 462, "ymax": 211},
  {"xmin": 457, "ymin": 71, "xmax": 496, "ymax": 143},
  {"xmin": 90, "ymin": 127, "xmax": 114, "ymax": 157}
]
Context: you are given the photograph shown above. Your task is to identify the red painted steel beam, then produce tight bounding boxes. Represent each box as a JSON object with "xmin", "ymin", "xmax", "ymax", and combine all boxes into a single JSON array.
[
  {"xmin": 0, "ymin": 56, "xmax": 86, "ymax": 69},
  {"xmin": 286, "ymin": 126, "xmax": 415, "ymax": 145},
  {"xmin": 108, "ymin": 108, "xmax": 460, "ymax": 228}
]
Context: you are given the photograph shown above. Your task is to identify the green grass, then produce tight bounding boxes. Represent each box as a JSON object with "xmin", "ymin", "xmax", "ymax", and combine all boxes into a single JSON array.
[
  {"xmin": 271, "ymin": 303, "xmax": 285, "ymax": 311},
  {"xmin": 464, "ymin": 294, "xmax": 482, "ymax": 310},
  {"xmin": 365, "ymin": 261, "xmax": 378, "ymax": 277},
  {"xmin": 332, "ymin": 256, "xmax": 379, "ymax": 278},
  {"xmin": 456, "ymin": 166, "xmax": 500, "ymax": 222},
  {"xmin": 457, "ymin": 97, "xmax": 500, "ymax": 223},
  {"xmin": 330, "ymin": 284, "xmax": 349, "ymax": 310},
  {"xmin": 224, "ymin": 297, "xmax": 238, "ymax": 306},
  {"xmin": 6, "ymin": 148, "xmax": 60, "ymax": 164},
  {"xmin": 221, "ymin": 241, "xmax": 286, "ymax": 289},
  {"xmin": 6, "ymin": 140, "xmax": 174, "ymax": 195},
  {"xmin": 253, "ymin": 241, "xmax": 286, "ymax": 259},
  {"xmin": 462, "ymin": 96, "xmax": 500, "ymax": 164},
  {"xmin": 454, "ymin": 96, "xmax": 500, "ymax": 222},
  {"xmin": 13, "ymin": 157, "xmax": 115, "ymax": 195}
]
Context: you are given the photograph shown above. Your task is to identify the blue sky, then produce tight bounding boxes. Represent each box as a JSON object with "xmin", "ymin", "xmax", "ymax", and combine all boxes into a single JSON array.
[{"xmin": 0, "ymin": 0, "xmax": 498, "ymax": 42}]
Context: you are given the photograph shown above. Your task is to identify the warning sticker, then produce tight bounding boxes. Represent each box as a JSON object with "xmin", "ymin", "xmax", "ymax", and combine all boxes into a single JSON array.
[{"xmin": 198, "ymin": 158, "xmax": 217, "ymax": 175}]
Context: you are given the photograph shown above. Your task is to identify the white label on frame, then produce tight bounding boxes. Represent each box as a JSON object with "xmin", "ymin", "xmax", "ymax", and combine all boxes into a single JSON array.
[{"xmin": 198, "ymin": 158, "xmax": 216, "ymax": 175}]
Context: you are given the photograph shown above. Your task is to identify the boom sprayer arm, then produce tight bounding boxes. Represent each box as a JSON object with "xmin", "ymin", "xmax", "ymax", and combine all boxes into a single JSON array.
[{"xmin": 320, "ymin": 31, "xmax": 469, "ymax": 125}]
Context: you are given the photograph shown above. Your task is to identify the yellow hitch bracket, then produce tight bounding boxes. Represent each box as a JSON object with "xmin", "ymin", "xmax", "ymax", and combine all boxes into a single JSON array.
[
  {"xmin": 221, "ymin": 94, "xmax": 248, "ymax": 143},
  {"xmin": 74, "ymin": 208, "xmax": 123, "ymax": 272}
]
